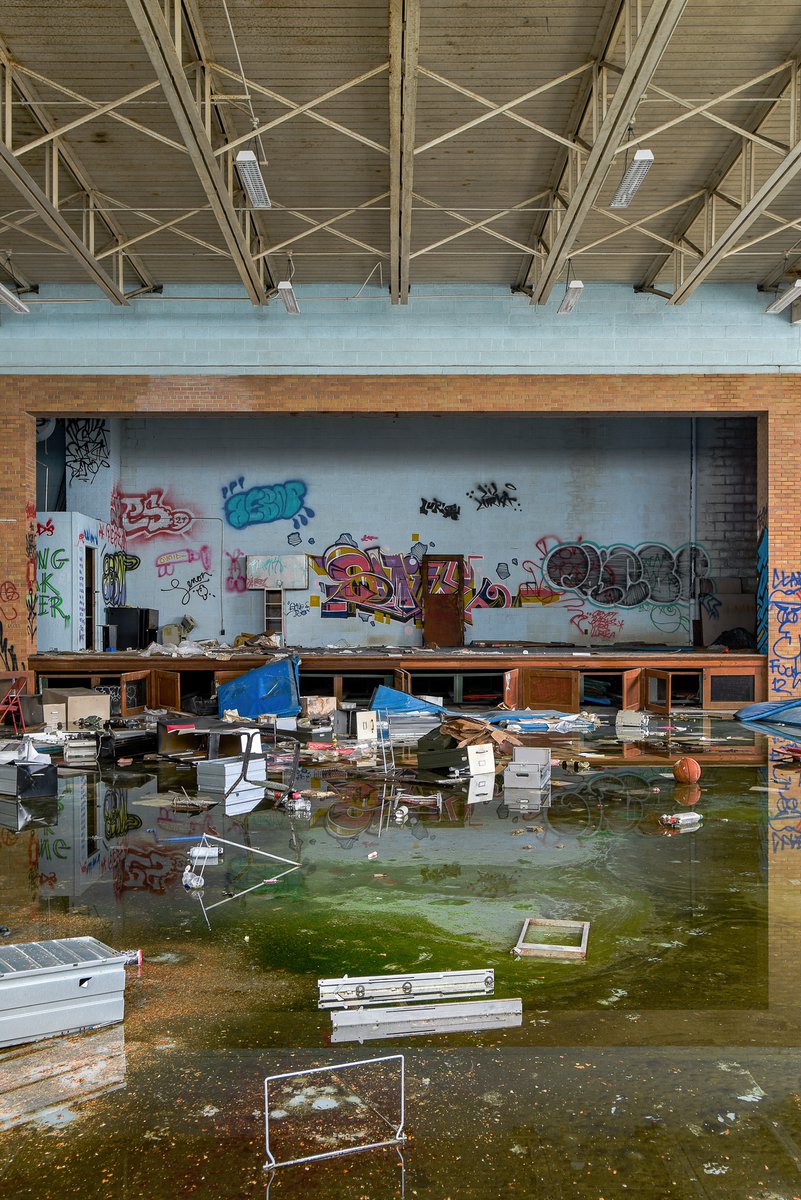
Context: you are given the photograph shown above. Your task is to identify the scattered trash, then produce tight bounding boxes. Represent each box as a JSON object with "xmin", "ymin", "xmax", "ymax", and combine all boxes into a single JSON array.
[
  {"xmin": 659, "ymin": 812, "xmax": 703, "ymax": 829},
  {"xmin": 367, "ymin": 851, "xmax": 378, "ymax": 860},
  {"xmin": 331, "ymin": 998, "xmax": 522, "ymax": 1043},
  {"xmin": 512, "ymin": 918, "xmax": 590, "ymax": 961},
  {"xmin": 318, "ymin": 968, "xmax": 495, "ymax": 1009}
]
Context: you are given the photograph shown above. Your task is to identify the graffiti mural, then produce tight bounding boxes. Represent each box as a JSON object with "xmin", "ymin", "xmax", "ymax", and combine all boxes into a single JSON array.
[
  {"xmin": 222, "ymin": 478, "xmax": 314, "ymax": 531},
  {"xmin": 161, "ymin": 570, "xmax": 215, "ymax": 606},
  {"xmin": 769, "ymin": 568, "xmax": 801, "ymax": 696},
  {"xmin": 420, "ymin": 498, "xmax": 460, "ymax": 521},
  {"xmin": 119, "ymin": 488, "xmax": 195, "ymax": 540},
  {"xmin": 310, "ymin": 539, "xmax": 511, "ymax": 626},
  {"xmin": 225, "ymin": 549, "xmax": 246, "ymax": 593},
  {"xmin": 155, "ymin": 545, "xmax": 211, "ymax": 579},
  {"xmin": 0, "ymin": 620, "xmax": 18, "ymax": 670},
  {"xmin": 36, "ymin": 546, "xmax": 70, "ymax": 623},
  {"xmin": 467, "ymin": 482, "xmax": 521, "ymax": 511},
  {"xmin": 756, "ymin": 528, "xmax": 768, "ymax": 656},
  {"xmin": 542, "ymin": 541, "xmax": 709, "ymax": 608},
  {"xmin": 101, "ymin": 549, "xmax": 142, "ymax": 606},
  {"xmin": 65, "ymin": 419, "xmax": 110, "ymax": 482},
  {"xmin": 103, "ymin": 788, "xmax": 143, "ymax": 841},
  {"xmin": 0, "ymin": 580, "xmax": 19, "ymax": 623},
  {"xmin": 36, "ymin": 519, "xmax": 54, "ymax": 537}
]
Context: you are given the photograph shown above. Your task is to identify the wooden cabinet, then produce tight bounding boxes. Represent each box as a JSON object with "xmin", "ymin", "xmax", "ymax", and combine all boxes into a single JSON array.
[
  {"xmin": 519, "ymin": 668, "xmax": 580, "ymax": 712},
  {"xmin": 119, "ymin": 670, "xmax": 149, "ymax": 716},
  {"xmin": 703, "ymin": 664, "xmax": 765, "ymax": 710}
]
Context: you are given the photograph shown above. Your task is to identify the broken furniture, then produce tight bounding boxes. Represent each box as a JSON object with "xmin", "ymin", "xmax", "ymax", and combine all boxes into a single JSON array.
[
  {"xmin": 0, "ymin": 937, "xmax": 130, "ymax": 1048},
  {"xmin": 512, "ymin": 918, "xmax": 590, "ymax": 961},
  {"xmin": 157, "ymin": 718, "xmax": 263, "ymax": 761},
  {"xmin": 417, "ymin": 728, "xmax": 496, "ymax": 774},
  {"xmin": 0, "ymin": 795, "xmax": 58, "ymax": 833},
  {"xmin": 330, "ymin": 998, "xmax": 523, "ymax": 1043},
  {"xmin": 41, "ymin": 687, "xmax": 111, "ymax": 729},
  {"xmin": 264, "ymin": 1053, "xmax": 406, "ymax": 1170},
  {"xmin": 0, "ymin": 759, "xmax": 57, "ymax": 799},
  {"xmin": 318, "ymin": 968, "xmax": 495, "ymax": 1009}
]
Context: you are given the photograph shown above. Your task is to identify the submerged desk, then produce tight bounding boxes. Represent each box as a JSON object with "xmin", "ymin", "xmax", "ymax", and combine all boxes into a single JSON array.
[{"xmin": 29, "ymin": 649, "xmax": 767, "ymax": 717}]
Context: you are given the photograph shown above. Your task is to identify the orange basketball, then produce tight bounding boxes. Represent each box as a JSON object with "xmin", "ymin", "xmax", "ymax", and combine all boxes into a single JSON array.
[
  {"xmin": 673, "ymin": 757, "xmax": 702, "ymax": 784},
  {"xmin": 674, "ymin": 783, "xmax": 701, "ymax": 807}
]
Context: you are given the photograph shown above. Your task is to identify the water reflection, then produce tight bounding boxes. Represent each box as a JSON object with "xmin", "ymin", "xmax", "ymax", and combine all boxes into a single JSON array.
[{"xmin": 0, "ymin": 715, "xmax": 798, "ymax": 1200}]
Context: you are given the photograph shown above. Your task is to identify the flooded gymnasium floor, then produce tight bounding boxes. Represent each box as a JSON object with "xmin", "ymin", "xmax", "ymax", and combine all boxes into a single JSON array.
[{"xmin": 1, "ymin": 714, "xmax": 800, "ymax": 1199}]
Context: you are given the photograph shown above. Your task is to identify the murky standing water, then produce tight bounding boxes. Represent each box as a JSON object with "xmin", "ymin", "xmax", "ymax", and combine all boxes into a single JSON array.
[{"xmin": 1, "ymin": 715, "xmax": 800, "ymax": 1198}]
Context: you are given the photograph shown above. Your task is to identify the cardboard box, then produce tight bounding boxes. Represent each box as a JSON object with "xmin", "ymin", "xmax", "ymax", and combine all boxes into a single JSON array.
[
  {"xmin": 42, "ymin": 689, "xmax": 110, "ymax": 730},
  {"xmin": 301, "ymin": 696, "xmax": 337, "ymax": 718}
]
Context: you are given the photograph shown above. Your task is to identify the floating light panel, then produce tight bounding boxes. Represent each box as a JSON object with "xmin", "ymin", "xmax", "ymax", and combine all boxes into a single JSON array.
[
  {"xmin": 557, "ymin": 278, "xmax": 584, "ymax": 314},
  {"xmin": 235, "ymin": 149, "xmax": 271, "ymax": 209},
  {"xmin": 610, "ymin": 148, "xmax": 654, "ymax": 208},
  {"xmin": 765, "ymin": 279, "xmax": 801, "ymax": 314},
  {"xmin": 0, "ymin": 282, "xmax": 29, "ymax": 314}
]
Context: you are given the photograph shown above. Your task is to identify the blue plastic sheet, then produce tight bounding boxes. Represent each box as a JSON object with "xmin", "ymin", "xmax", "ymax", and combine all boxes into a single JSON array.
[
  {"xmin": 736, "ymin": 699, "xmax": 801, "ymax": 726},
  {"xmin": 217, "ymin": 658, "xmax": 301, "ymax": 719}
]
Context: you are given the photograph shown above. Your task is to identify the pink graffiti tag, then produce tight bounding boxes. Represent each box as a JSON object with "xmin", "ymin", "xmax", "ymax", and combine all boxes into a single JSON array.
[
  {"xmin": 155, "ymin": 544, "xmax": 212, "ymax": 578},
  {"xmin": 225, "ymin": 549, "xmax": 247, "ymax": 593},
  {"xmin": 119, "ymin": 488, "xmax": 195, "ymax": 541}
]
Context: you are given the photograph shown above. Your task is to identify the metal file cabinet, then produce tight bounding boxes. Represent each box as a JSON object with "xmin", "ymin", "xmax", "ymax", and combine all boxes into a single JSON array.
[{"xmin": 0, "ymin": 938, "xmax": 128, "ymax": 1049}]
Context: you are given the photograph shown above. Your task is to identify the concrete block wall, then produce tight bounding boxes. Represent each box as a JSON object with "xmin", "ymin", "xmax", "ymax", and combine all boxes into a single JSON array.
[
  {"xmin": 0, "ymin": 283, "xmax": 800, "ymax": 375},
  {"xmin": 696, "ymin": 417, "xmax": 758, "ymax": 588},
  {"xmin": 102, "ymin": 413, "xmax": 737, "ymax": 648}
]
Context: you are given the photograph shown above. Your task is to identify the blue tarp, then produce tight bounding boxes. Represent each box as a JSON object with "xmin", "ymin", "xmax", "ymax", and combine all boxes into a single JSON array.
[
  {"xmin": 217, "ymin": 657, "xmax": 301, "ymax": 719},
  {"xmin": 369, "ymin": 685, "xmax": 575, "ymax": 729},
  {"xmin": 736, "ymin": 699, "xmax": 801, "ymax": 726}
]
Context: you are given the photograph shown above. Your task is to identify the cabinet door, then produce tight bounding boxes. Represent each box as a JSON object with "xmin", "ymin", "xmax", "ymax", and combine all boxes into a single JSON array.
[
  {"xmin": 394, "ymin": 668, "xmax": 411, "ymax": 693},
  {"xmin": 503, "ymin": 669, "xmax": 519, "ymax": 708},
  {"xmin": 702, "ymin": 666, "xmax": 760, "ymax": 710},
  {"xmin": 621, "ymin": 668, "xmax": 642, "ymax": 710},
  {"xmin": 120, "ymin": 670, "xmax": 149, "ymax": 716},
  {"xmin": 644, "ymin": 669, "xmax": 671, "ymax": 714},
  {"xmin": 520, "ymin": 669, "xmax": 580, "ymax": 712},
  {"xmin": 149, "ymin": 670, "xmax": 181, "ymax": 711}
]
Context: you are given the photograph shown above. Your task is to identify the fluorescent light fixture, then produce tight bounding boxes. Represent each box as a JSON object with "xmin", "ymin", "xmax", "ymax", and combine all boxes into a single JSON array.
[
  {"xmin": 610, "ymin": 148, "xmax": 654, "ymax": 208},
  {"xmin": 277, "ymin": 280, "xmax": 300, "ymax": 315},
  {"xmin": 0, "ymin": 281, "xmax": 29, "ymax": 314},
  {"xmin": 765, "ymin": 279, "xmax": 801, "ymax": 314},
  {"xmin": 235, "ymin": 149, "xmax": 271, "ymax": 209},
  {"xmin": 557, "ymin": 278, "xmax": 584, "ymax": 314}
]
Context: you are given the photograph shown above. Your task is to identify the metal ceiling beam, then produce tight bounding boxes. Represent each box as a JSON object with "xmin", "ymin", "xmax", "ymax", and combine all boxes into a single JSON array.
[
  {"xmin": 668, "ymin": 139, "xmax": 801, "ymax": 304},
  {"xmin": 124, "ymin": 0, "xmax": 267, "ymax": 304},
  {"xmin": 0, "ymin": 140, "xmax": 128, "ymax": 303},
  {"xmin": 411, "ymin": 192, "xmax": 547, "ymax": 258},
  {"xmin": 389, "ymin": 0, "xmax": 420, "ymax": 304},
  {"xmin": 0, "ymin": 41, "xmax": 155, "ymax": 289},
  {"xmin": 529, "ymin": 0, "xmax": 688, "ymax": 304}
]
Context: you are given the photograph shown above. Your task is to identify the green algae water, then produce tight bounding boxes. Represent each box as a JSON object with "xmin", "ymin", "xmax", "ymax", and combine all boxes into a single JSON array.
[{"xmin": 1, "ymin": 716, "xmax": 799, "ymax": 1198}]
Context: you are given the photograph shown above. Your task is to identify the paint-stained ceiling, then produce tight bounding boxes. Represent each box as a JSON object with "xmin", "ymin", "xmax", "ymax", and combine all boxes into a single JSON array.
[{"xmin": 1, "ymin": 0, "xmax": 801, "ymax": 308}]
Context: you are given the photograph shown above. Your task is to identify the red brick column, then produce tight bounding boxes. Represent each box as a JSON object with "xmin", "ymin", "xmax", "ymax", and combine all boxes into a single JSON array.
[{"xmin": 0, "ymin": 411, "xmax": 37, "ymax": 668}]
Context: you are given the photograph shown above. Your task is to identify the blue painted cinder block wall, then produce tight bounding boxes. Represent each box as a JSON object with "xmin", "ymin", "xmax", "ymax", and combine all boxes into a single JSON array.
[{"xmin": 3, "ymin": 283, "xmax": 801, "ymax": 374}]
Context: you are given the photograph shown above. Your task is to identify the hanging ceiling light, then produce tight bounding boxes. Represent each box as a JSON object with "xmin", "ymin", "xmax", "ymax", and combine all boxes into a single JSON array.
[
  {"xmin": 764, "ymin": 279, "xmax": 801, "ymax": 314},
  {"xmin": 277, "ymin": 255, "xmax": 300, "ymax": 314},
  {"xmin": 610, "ymin": 148, "xmax": 654, "ymax": 208},
  {"xmin": 0, "ymin": 281, "xmax": 29, "ymax": 314},
  {"xmin": 235, "ymin": 149, "xmax": 271, "ymax": 209},
  {"xmin": 557, "ymin": 260, "xmax": 584, "ymax": 315}
]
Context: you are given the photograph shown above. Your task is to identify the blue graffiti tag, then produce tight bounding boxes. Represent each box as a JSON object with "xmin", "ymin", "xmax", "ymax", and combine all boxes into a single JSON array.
[{"xmin": 223, "ymin": 480, "xmax": 315, "ymax": 531}]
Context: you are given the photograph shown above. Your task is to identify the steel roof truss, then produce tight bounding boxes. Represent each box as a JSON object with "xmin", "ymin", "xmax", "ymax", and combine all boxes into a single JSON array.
[
  {"xmin": 209, "ymin": 63, "xmax": 390, "ymax": 158},
  {"xmin": 410, "ymin": 192, "xmax": 549, "ymax": 259},
  {"xmin": 124, "ymin": 0, "xmax": 267, "ymax": 303},
  {"xmin": 414, "ymin": 63, "xmax": 594, "ymax": 158},
  {"xmin": 254, "ymin": 193, "xmax": 390, "ymax": 260},
  {"xmin": 528, "ymin": 0, "xmax": 688, "ymax": 304}
]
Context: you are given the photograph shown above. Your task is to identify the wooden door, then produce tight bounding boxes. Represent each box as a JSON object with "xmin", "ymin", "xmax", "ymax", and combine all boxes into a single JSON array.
[
  {"xmin": 422, "ymin": 555, "xmax": 465, "ymax": 648},
  {"xmin": 520, "ymin": 668, "xmax": 580, "ymax": 712},
  {"xmin": 149, "ymin": 669, "xmax": 181, "ymax": 711},
  {"xmin": 702, "ymin": 665, "xmax": 762, "ymax": 710},
  {"xmin": 120, "ymin": 670, "xmax": 149, "ymax": 716},
  {"xmin": 621, "ymin": 668, "xmax": 642, "ymax": 710},
  {"xmin": 644, "ymin": 669, "xmax": 671, "ymax": 714}
]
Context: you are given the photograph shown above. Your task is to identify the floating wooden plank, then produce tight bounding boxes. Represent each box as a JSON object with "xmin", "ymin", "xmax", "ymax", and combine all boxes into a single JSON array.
[{"xmin": 319, "ymin": 967, "xmax": 495, "ymax": 1009}]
